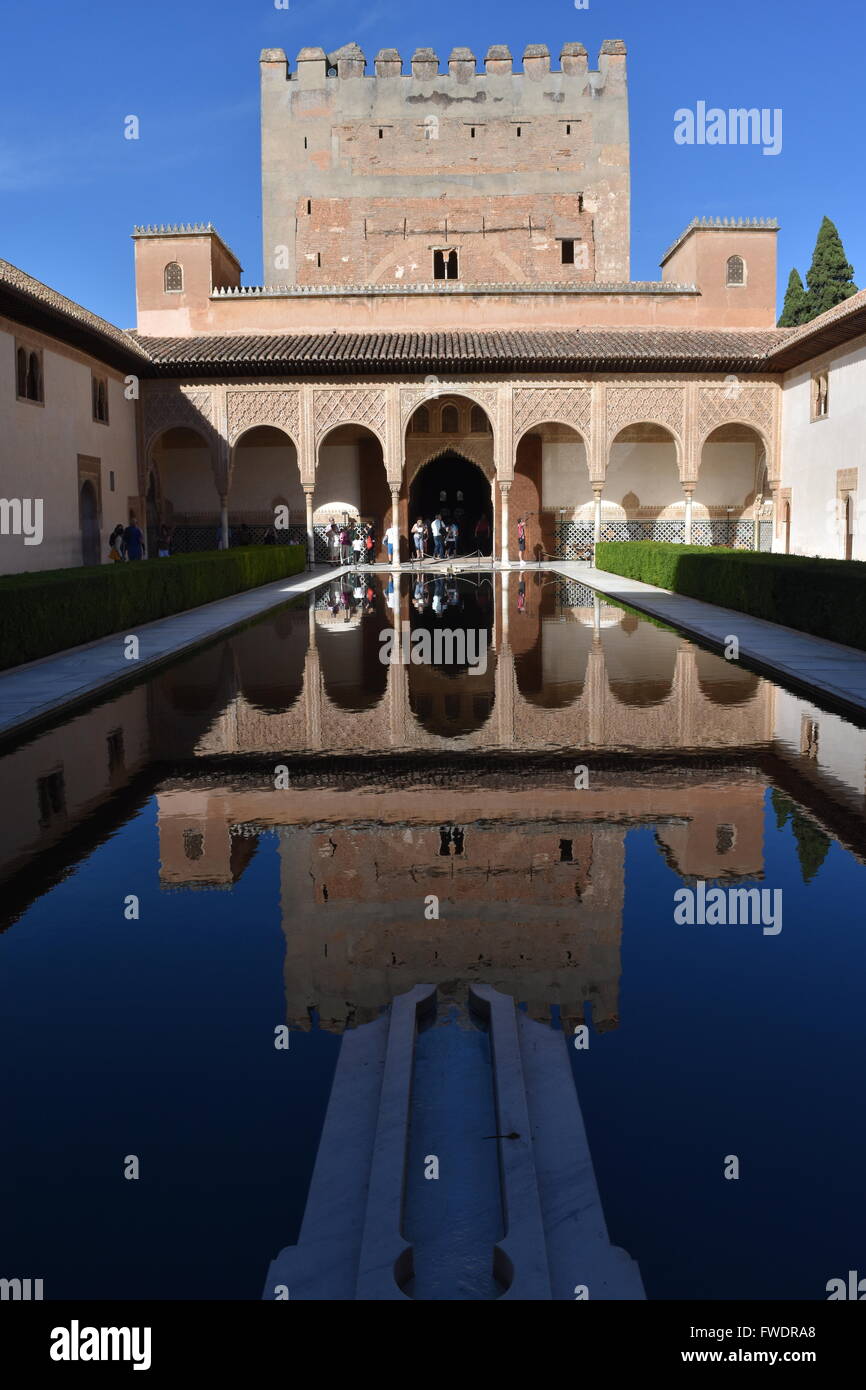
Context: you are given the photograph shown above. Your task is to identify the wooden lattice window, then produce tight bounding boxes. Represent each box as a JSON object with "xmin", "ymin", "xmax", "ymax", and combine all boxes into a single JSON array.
[
  {"xmin": 726, "ymin": 255, "xmax": 745, "ymax": 287},
  {"xmin": 164, "ymin": 261, "xmax": 184, "ymax": 293}
]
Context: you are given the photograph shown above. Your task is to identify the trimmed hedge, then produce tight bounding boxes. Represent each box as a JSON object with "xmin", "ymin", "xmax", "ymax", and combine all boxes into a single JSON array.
[
  {"xmin": 0, "ymin": 546, "xmax": 306, "ymax": 670},
  {"xmin": 595, "ymin": 542, "xmax": 866, "ymax": 652}
]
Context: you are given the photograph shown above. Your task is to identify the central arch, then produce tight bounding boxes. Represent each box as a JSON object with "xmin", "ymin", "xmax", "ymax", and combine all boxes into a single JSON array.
[{"xmin": 408, "ymin": 452, "xmax": 493, "ymax": 556}]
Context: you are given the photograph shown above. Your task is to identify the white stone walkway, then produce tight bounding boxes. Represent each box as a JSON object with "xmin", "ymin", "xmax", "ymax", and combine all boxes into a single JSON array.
[{"xmin": 0, "ymin": 565, "xmax": 341, "ymax": 740}]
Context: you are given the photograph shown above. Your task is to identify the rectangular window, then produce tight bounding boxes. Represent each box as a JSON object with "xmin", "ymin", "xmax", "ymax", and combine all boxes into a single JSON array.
[
  {"xmin": 561, "ymin": 239, "xmax": 575, "ymax": 265},
  {"xmin": 16, "ymin": 343, "xmax": 44, "ymax": 404},
  {"xmin": 811, "ymin": 371, "xmax": 829, "ymax": 421},
  {"xmin": 433, "ymin": 249, "xmax": 459, "ymax": 280},
  {"xmin": 306, "ymin": 199, "xmax": 312, "ymax": 215},
  {"xmin": 107, "ymin": 728, "xmax": 125, "ymax": 774},
  {"xmin": 92, "ymin": 374, "xmax": 109, "ymax": 424},
  {"xmin": 109, "ymin": 470, "xmax": 116, "ymax": 492},
  {"xmin": 37, "ymin": 768, "xmax": 66, "ymax": 826}
]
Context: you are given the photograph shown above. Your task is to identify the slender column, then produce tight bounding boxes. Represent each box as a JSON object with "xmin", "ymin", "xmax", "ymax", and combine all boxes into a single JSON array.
[
  {"xmin": 499, "ymin": 482, "xmax": 510, "ymax": 566},
  {"xmin": 684, "ymin": 487, "xmax": 694, "ymax": 545},
  {"xmin": 219, "ymin": 494, "xmax": 229, "ymax": 550},
  {"xmin": 304, "ymin": 487, "xmax": 315, "ymax": 568},
  {"xmin": 390, "ymin": 487, "xmax": 400, "ymax": 563},
  {"xmin": 593, "ymin": 487, "xmax": 603, "ymax": 545}
]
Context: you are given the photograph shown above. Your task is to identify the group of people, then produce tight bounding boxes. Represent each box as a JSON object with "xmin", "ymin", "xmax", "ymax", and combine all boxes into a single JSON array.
[
  {"xmin": 324, "ymin": 518, "xmax": 378, "ymax": 566},
  {"xmin": 108, "ymin": 518, "xmax": 146, "ymax": 562},
  {"xmin": 324, "ymin": 510, "xmax": 531, "ymax": 568}
]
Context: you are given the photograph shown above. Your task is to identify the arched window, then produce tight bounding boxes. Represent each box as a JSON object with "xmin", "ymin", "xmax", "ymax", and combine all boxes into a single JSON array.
[
  {"xmin": 441, "ymin": 404, "xmax": 459, "ymax": 434},
  {"xmin": 164, "ymin": 262, "xmax": 184, "ymax": 293},
  {"xmin": 27, "ymin": 351, "xmax": 41, "ymax": 401},
  {"xmin": 92, "ymin": 375, "xmax": 108, "ymax": 422},
  {"xmin": 470, "ymin": 405, "xmax": 490, "ymax": 433},
  {"xmin": 726, "ymin": 255, "xmax": 745, "ymax": 287},
  {"xmin": 411, "ymin": 405, "xmax": 430, "ymax": 433},
  {"xmin": 16, "ymin": 347, "xmax": 27, "ymax": 398}
]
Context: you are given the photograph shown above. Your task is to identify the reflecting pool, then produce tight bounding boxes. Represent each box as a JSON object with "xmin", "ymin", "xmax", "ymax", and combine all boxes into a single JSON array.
[{"xmin": 1, "ymin": 571, "xmax": 865, "ymax": 1299}]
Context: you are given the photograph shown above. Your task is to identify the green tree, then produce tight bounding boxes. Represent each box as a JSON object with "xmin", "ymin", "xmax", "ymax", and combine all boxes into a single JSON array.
[
  {"xmin": 803, "ymin": 216, "xmax": 858, "ymax": 318},
  {"xmin": 770, "ymin": 789, "xmax": 831, "ymax": 883},
  {"xmin": 777, "ymin": 267, "xmax": 809, "ymax": 326}
]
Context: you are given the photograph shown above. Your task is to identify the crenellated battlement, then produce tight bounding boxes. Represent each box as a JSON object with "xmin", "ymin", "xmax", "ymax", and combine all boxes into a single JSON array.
[
  {"xmin": 259, "ymin": 40, "xmax": 627, "ymax": 83},
  {"xmin": 260, "ymin": 37, "xmax": 630, "ymax": 287}
]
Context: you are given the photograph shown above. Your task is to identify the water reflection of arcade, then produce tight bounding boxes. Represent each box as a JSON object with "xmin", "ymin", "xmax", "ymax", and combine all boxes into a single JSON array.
[{"xmin": 146, "ymin": 573, "xmax": 771, "ymax": 757}]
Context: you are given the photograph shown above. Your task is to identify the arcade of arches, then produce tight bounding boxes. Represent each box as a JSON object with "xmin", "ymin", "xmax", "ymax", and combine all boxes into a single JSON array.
[{"xmin": 140, "ymin": 379, "xmax": 779, "ymax": 560}]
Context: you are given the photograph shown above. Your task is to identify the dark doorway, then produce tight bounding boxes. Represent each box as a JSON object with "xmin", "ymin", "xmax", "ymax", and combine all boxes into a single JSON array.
[
  {"xmin": 79, "ymin": 480, "xmax": 100, "ymax": 566},
  {"xmin": 408, "ymin": 452, "xmax": 493, "ymax": 556}
]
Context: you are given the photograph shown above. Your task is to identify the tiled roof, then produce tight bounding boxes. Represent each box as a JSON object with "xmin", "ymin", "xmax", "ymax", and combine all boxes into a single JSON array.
[
  {"xmin": 765, "ymin": 288, "xmax": 866, "ymax": 370},
  {"xmin": 0, "ymin": 257, "xmax": 149, "ymax": 368},
  {"xmin": 134, "ymin": 327, "xmax": 792, "ymax": 376}
]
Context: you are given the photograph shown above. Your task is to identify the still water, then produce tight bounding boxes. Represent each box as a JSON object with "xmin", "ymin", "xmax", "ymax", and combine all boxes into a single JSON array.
[{"xmin": 1, "ymin": 571, "xmax": 864, "ymax": 1299}]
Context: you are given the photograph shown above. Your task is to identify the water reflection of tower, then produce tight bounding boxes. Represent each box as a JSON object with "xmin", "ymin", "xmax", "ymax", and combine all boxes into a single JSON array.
[{"xmin": 277, "ymin": 815, "xmax": 627, "ymax": 1035}]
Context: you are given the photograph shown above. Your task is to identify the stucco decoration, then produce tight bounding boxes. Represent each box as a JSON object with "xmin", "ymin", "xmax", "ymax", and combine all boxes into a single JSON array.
[
  {"xmin": 513, "ymin": 386, "xmax": 592, "ymax": 442},
  {"xmin": 227, "ymin": 389, "xmax": 301, "ymax": 446},
  {"xmin": 313, "ymin": 388, "xmax": 388, "ymax": 446}
]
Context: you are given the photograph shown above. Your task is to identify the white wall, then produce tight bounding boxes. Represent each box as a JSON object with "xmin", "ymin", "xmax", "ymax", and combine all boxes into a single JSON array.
[
  {"xmin": 0, "ymin": 321, "xmax": 139, "ymax": 572},
  {"xmin": 155, "ymin": 443, "xmax": 218, "ymax": 516},
  {"xmin": 229, "ymin": 441, "xmax": 303, "ymax": 514},
  {"xmin": 780, "ymin": 335, "xmax": 866, "ymax": 558},
  {"xmin": 315, "ymin": 442, "xmax": 360, "ymax": 511},
  {"xmin": 541, "ymin": 438, "xmax": 591, "ymax": 510},
  {"xmin": 605, "ymin": 442, "xmax": 680, "ymax": 509},
  {"xmin": 696, "ymin": 441, "xmax": 760, "ymax": 509}
]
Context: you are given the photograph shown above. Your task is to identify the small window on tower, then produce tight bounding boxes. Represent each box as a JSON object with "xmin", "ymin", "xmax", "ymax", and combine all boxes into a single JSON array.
[
  {"xmin": 470, "ymin": 126, "xmax": 476, "ymax": 138},
  {"xmin": 433, "ymin": 249, "xmax": 459, "ymax": 281},
  {"xmin": 516, "ymin": 126, "xmax": 522, "ymax": 137},
  {"xmin": 566, "ymin": 123, "xmax": 572, "ymax": 135},
  {"xmin": 561, "ymin": 240, "xmax": 575, "ymax": 265},
  {"xmin": 726, "ymin": 255, "xmax": 745, "ymax": 287},
  {"xmin": 378, "ymin": 128, "xmax": 384, "ymax": 139},
  {"xmin": 307, "ymin": 199, "xmax": 312, "ymax": 215},
  {"xmin": 164, "ymin": 262, "xmax": 183, "ymax": 293}
]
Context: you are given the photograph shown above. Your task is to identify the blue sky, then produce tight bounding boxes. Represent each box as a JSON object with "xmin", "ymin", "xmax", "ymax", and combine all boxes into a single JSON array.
[{"xmin": 0, "ymin": 0, "xmax": 862, "ymax": 328}]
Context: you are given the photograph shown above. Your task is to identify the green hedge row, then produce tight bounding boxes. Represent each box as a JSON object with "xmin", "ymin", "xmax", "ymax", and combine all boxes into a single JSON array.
[
  {"xmin": 594, "ymin": 542, "xmax": 866, "ymax": 652},
  {"xmin": 0, "ymin": 546, "xmax": 306, "ymax": 670}
]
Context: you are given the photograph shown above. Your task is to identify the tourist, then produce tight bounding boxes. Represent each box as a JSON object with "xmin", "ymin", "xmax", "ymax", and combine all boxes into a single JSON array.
[
  {"xmin": 108, "ymin": 525, "xmax": 125, "ymax": 563},
  {"xmin": 263, "ymin": 524, "xmax": 277, "ymax": 545},
  {"xmin": 364, "ymin": 526, "xmax": 376, "ymax": 562},
  {"xmin": 352, "ymin": 529, "xmax": 364, "ymax": 565},
  {"xmin": 157, "ymin": 523, "xmax": 174, "ymax": 558},
  {"xmin": 385, "ymin": 519, "xmax": 399, "ymax": 564},
  {"xmin": 411, "ymin": 517, "xmax": 425, "ymax": 559},
  {"xmin": 446, "ymin": 521, "xmax": 458, "ymax": 558},
  {"xmin": 516, "ymin": 517, "xmax": 527, "ymax": 565},
  {"xmin": 123, "ymin": 516, "xmax": 145, "ymax": 561},
  {"xmin": 430, "ymin": 513, "xmax": 445, "ymax": 559},
  {"xmin": 338, "ymin": 524, "xmax": 351, "ymax": 564},
  {"xmin": 326, "ymin": 518, "xmax": 340, "ymax": 563},
  {"xmin": 474, "ymin": 513, "xmax": 490, "ymax": 555},
  {"xmin": 236, "ymin": 521, "xmax": 252, "ymax": 547}
]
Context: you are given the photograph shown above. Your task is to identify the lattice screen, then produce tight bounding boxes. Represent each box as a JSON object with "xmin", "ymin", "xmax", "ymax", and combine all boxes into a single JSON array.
[{"xmin": 554, "ymin": 521, "xmax": 595, "ymax": 559}]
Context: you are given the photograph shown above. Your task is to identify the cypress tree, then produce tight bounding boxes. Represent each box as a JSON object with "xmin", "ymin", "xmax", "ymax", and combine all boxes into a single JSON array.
[
  {"xmin": 803, "ymin": 216, "xmax": 857, "ymax": 318},
  {"xmin": 778, "ymin": 267, "xmax": 809, "ymax": 326}
]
